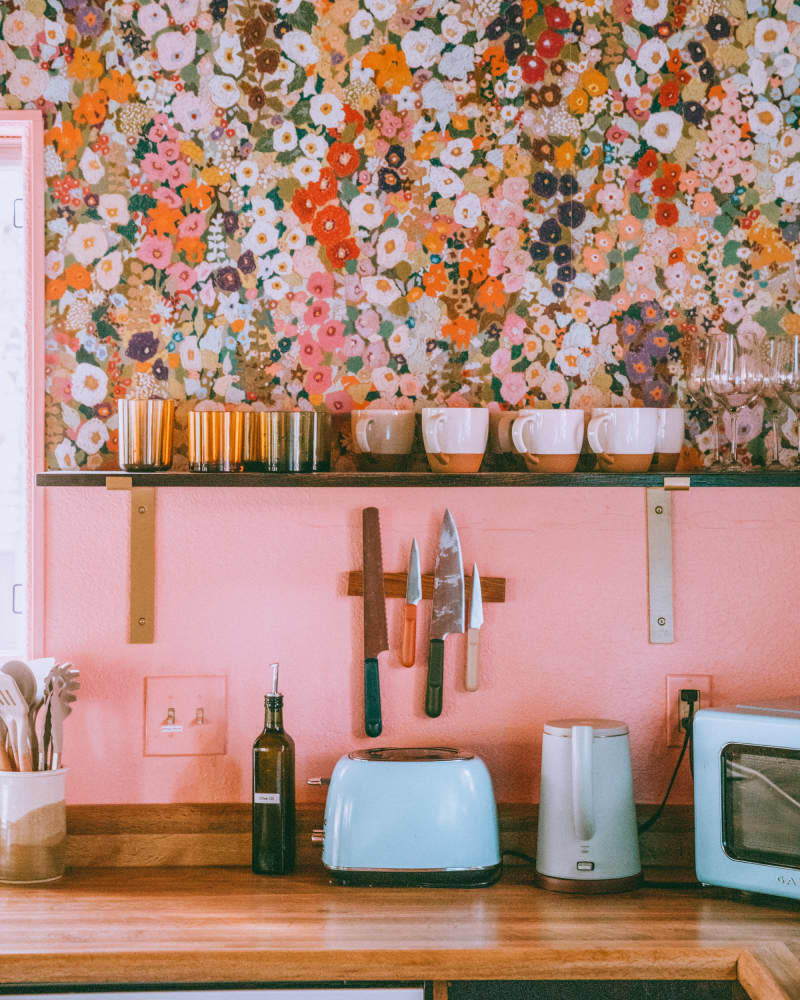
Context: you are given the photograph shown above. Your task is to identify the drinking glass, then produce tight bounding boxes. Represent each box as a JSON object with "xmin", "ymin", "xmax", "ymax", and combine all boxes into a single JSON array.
[
  {"xmin": 704, "ymin": 333, "xmax": 765, "ymax": 470},
  {"xmin": 761, "ymin": 337, "xmax": 795, "ymax": 469},
  {"xmin": 685, "ymin": 334, "xmax": 724, "ymax": 470},
  {"xmin": 772, "ymin": 334, "xmax": 800, "ymax": 468}
]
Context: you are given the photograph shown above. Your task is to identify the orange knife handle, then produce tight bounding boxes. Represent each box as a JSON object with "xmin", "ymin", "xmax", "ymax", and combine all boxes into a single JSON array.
[{"xmin": 400, "ymin": 603, "xmax": 417, "ymax": 667}]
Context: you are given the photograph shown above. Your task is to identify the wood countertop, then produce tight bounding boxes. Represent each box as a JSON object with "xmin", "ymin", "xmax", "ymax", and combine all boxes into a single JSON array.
[{"xmin": 1, "ymin": 867, "xmax": 800, "ymax": 998}]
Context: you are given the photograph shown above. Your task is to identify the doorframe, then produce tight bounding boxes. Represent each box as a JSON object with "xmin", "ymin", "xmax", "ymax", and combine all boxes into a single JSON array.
[{"xmin": 0, "ymin": 111, "xmax": 45, "ymax": 658}]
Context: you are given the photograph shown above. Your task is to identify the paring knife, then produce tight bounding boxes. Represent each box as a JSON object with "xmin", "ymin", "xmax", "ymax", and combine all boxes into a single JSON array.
[
  {"xmin": 362, "ymin": 507, "xmax": 387, "ymax": 738},
  {"xmin": 425, "ymin": 509, "xmax": 465, "ymax": 718},
  {"xmin": 466, "ymin": 564, "xmax": 483, "ymax": 692},
  {"xmin": 400, "ymin": 538, "xmax": 421, "ymax": 667}
]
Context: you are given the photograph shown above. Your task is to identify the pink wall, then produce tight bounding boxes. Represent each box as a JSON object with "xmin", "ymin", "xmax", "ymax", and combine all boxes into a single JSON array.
[{"xmin": 43, "ymin": 485, "xmax": 798, "ymax": 806}]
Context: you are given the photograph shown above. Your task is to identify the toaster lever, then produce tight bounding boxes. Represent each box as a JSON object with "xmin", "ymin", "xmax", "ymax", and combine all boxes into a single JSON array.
[
  {"xmin": 307, "ymin": 777, "xmax": 331, "ymax": 786},
  {"xmin": 311, "ymin": 829, "xmax": 324, "ymax": 845}
]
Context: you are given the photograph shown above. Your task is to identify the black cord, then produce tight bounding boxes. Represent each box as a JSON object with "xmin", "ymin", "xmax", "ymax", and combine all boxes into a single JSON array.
[
  {"xmin": 502, "ymin": 848, "xmax": 536, "ymax": 866},
  {"xmin": 638, "ymin": 701, "xmax": 695, "ymax": 835}
]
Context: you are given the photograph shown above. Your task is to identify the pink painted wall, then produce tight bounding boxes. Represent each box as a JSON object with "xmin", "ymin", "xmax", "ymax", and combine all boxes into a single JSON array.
[{"xmin": 43, "ymin": 485, "xmax": 799, "ymax": 806}]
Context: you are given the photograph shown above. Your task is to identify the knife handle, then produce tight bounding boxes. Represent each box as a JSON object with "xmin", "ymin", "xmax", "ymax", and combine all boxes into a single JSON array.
[
  {"xmin": 364, "ymin": 658, "xmax": 382, "ymax": 738},
  {"xmin": 400, "ymin": 604, "xmax": 417, "ymax": 667},
  {"xmin": 425, "ymin": 638, "xmax": 445, "ymax": 718},
  {"xmin": 466, "ymin": 627, "xmax": 480, "ymax": 692}
]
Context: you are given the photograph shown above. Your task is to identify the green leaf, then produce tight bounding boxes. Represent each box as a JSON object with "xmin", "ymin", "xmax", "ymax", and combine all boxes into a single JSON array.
[
  {"xmin": 129, "ymin": 193, "xmax": 157, "ymax": 215},
  {"xmin": 754, "ymin": 308, "xmax": 785, "ymax": 336},
  {"xmin": 181, "ymin": 63, "xmax": 199, "ymax": 88},
  {"xmin": 629, "ymin": 194, "xmax": 649, "ymax": 220},
  {"xmin": 722, "ymin": 241, "xmax": 741, "ymax": 267},
  {"xmin": 75, "ymin": 348, "xmax": 97, "ymax": 367},
  {"xmin": 289, "ymin": 63, "xmax": 306, "ymax": 93},
  {"xmin": 96, "ymin": 320, "xmax": 120, "ymax": 342},
  {"xmin": 394, "ymin": 261, "xmax": 412, "ymax": 282},
  {"xmin": 345, "ymin": 356, "xmax": 363, "ymax": 374},
  {"xmin": 608, "ymin": 266, "xmax": 624, "ymax": 286},
  {"xmin": 288, "ymin": 101, "xmax": 311, "ymax": 126},
  {"xmin": 292, "ymin": 1, "xmax": 317, "ymax": 32},
  {"xmin": 713, "ymin": 213, "xmax": 733, "ymax": 236},
  {"xmin": 339, "ymin": 179, "xmax": 361, "ymax": 202},
  {"xmin": 117, "ymin": 220, "xmax": 138, "ymax": 244}
]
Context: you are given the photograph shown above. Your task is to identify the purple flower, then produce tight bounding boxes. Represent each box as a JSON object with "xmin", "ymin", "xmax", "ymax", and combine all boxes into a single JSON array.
[
  {"xmin": 62, "ymin": 0, "xmax": 87, "ymax": 9},
  {"xmin": 127, "ymin": 331, "xmax": 160, "ymax": 362},
  {"xmin": 75, "ymin": 4, "xmax": 105, "ymax": 37},
  {"xmin": 641, "ymin": 378, "xmax": 671, "ymax": 406},
  {"xmin": 152, "ymin": 359, "xmax": 169, "ymax": 381},
  {"xmin": 639, "ymin": 300, "xmax": 665, "ymax": 325},
  {"xmin": 619, "ymin": 316, "xmax": 643, "ymax": 346},
  {"xmin": 222, "ymin": 211, "xmax": 239, "ymax": 235},
  {"xmin": 238, "ymin": 250, "xmax": 256, "ymax": 274},
  {"xmin": 625, "ymin": 348, "xmax": 652, "ymax": 384},
  {"xmin": 214, "ymin": 266, "xmax": 241, "ymax": 291},
  {"xmin": 644, "ymin": 327, "xmax": 670, "ymax": 358}
]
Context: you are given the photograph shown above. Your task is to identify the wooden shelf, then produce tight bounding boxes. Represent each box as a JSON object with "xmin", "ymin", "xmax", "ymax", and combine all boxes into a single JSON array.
[{"xmin": 35, "ymin": 469, "xmax": 800, "ymax": 487}]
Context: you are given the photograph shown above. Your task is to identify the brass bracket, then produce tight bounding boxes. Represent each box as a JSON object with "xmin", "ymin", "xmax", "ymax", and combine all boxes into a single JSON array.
[
  {"xmin": 106, "ymin": 477, "xmax": 156, "ymax": 644},
  {"xmin": 646, "ymin": 478, "xmax": 689, "ymax": 644}
]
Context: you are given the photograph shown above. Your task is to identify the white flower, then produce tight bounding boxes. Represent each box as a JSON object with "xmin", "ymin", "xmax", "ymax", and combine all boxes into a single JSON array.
[
  {"xmin": 774, "ymin": 52, "xmax": 797, "ymax": 78},
  {"xmin": 98, "ymin": 194, "xmax": 129, "ymax": 227},
  {"xmin": 66, "ymin": 223, "xmax": 108, "ymax": 266},
  {"xmin": 42, "ymin": 20, "xmax": 66, "ymax": 47},
  {"xmin": 282, "ymin": 227, "xmax": 306, "ymax": 251},
  {"xmin": 440, "ymin": 138, "xmax": 473, "ymax": 170},
  {"xmin": 214, "ymin": 31, "xmax": 243, "ymax": 76},
  {"xmin": 282, "ymin": 30, "xmax": 319, "ymax": 67},
  {"xmin": 264, "ymin": 276, "xmax": 288, "ymax": 298},
  {"xmin": 748, "ymin": 100, "xmax": 782, "ymax": 137},
  {"xmin": 76, "ymin": 418, "xmax": 109, "ymax": 456},
  {"xmin": 71, "ymin": 364, "xmax": 108, "ymax": 408},
  {"xmin": 774, "ymin": 162, "xmax": 800, "ymax": 203},
  {"xmin": 243, "ymin": 223, "xmax": 279, "ymax": 256},
  {"xmin": 426, "ymin": 165, "xmax": 463, "ymax": 199},
  {"xmin": 362, "ymin": 275, "xmax": 402, "ymax": 307},
  {"xmin": 376, "ymin": 228, "xmax": 408, "ymax": 269},
  {"xmin": 641, "ymin": 110, "xmax": 683, "ymax": 154},
  {"xmin": 235, "ymin": 160, "xmax": 259, "ymax": 187},
  {"xmin": 439, "ymin": 44, "xmax": 474, "ymax": 80},
  {"xmin": 350, "ymin": 10, "xmax": 374, "ymax": 37},
  {"xmin": 54, "ymin": 438, "xmax": 78, "ymax": 470},
  {"xmin": 8, "ymin": 60, "xmax": 47, "ymax": 102},
  {"xmin": 291, "ymin": 157, "xmax": 321, "ymax": 183},
  {"xmin": 209, "ymin": 75, "xmax": 240, "ymax": 109},
  {"xmin": 454, "ymin": 193, "xmax": 482, "ymax": 228},
  {"xmin": 441, "ymin": 15, "xmax": 467, "ymax": 44},
  {"xmin": 364, "ymin": 0, "xmax": 397, "ymax": 19},
  {"xmin": 45, "ymin": 251, "xmax": 63, "ymax": 280},
  {"xmin": 79, "ymin": 148, "xmax": 105, "ymax": 185},
  {"xmin": 138, "ymin": 2, "xmax": 168, "ymax": 36},
  {"xmin": 748, "ymin": 58, "xmax": 769, "ymax": 94},
  {"xmin": 631, "ymin": 0, "xmax": 667, "ymax": 25},
  {"xmin": 277, "ymin": 0, "xmax": 302, "ymax": 11},
  {"xmin": 272, "ymin": 120, "xmax": 298, "ymax": 151},
  {"xmin": 402, "ymin": 28, "xmax": 445, "ymax": 69},
  {"xmin": 350, "ymin": 194, "xmax": 383, "ymax": 229},
  {"xmin": 166, "ymin": 0, "xmax": 199, "ymax": 25},
  {"xmin": 309, "ymin": 92, "xmax": 344, "ymax": 128},
  {"xmin": 268, "ymin": 251, "xmax": 294, "ymax": 276},
  {"xmin": 155, "ymin": 30, "xmax": 196, "ymax": 71},
  {"xmin": 95, "ymin": 251, "xmax": 123, "ymax": 292},
  {"xmin": 300, "ymin": 134, "xmax": 327, "ymax": 159},
  {"xmin": 421, "ymin": 79, "xmax": 457, "ymax": 127},
  {"xmin": 754, "ymin": 18, "xmax": 788, "ymax": 55},
  {"xmin": 172, "ymin": 91, "xmax": 213, "ymax": 132},
  {"xmin": 635, "ymin": 37, "xmax": 668, "ymax": 73},
  {"xmin": 179, "ymin": 336, "xmax": 202, "ymax": 371},
  {"xmin": 778, "ymin": 129, "xmax": 800, "ymax": 157},
  {"xmin": 616, "ymin": 58, "xmax": 641, "ymax": 97},
  {"xmin": 251, "ymin": 197, "xmax": 278, "ymax": 224},
  {"xmin": 3, "ymin": 9, "xmax": 39, "ymax": 47}
]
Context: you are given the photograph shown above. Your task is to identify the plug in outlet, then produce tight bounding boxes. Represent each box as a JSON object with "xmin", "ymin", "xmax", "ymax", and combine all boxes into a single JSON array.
[
  {"xmin": 144, "ymin": 675, "xmax": 227, "ymax": 756},
  {"xmin": 666, "ymin": 674, "xmax": 711, "ymax": 747}
]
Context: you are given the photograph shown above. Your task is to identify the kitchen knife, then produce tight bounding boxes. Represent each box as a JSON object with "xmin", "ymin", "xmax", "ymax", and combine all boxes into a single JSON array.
[
  {"xmin": 466, "ymin": 563, "xmax": 483, "ymax": 692},
  {"xmin": 362, "ymin": 507, "xmax": 387, "ymax": 738},
  {"xmin": 400, "ymin": 538, "xmax": 421, "ymax": 667},
  {"xmin": 425, "ymin": 509, "xmax": 465, "ymax": 718}
]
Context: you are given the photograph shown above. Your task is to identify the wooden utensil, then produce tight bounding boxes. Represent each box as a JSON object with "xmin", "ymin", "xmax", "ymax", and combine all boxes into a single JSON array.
[{"xmin": 0, "ymin": 673, "xmax": 32, "ymax": 771}]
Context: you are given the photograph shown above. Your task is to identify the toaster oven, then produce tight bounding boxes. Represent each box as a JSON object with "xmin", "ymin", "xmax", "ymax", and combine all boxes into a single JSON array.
[{"xmin": 693, "ymin": 699, "xmax": 800, "ymax": 900}]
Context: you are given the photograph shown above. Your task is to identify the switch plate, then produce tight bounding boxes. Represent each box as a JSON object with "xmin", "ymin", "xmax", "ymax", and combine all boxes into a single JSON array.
[
  {"xmin": 666, "ymin": 674, "xmax": 711, "ymax": 747},
  {"xmin": 144, "ymin": 675, "xmax": 227, "ymax": 756}
]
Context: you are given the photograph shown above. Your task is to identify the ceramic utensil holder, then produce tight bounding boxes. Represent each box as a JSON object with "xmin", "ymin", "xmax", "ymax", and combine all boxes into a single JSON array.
[
  {"xmin": 188, "ymin": 410, "xmax": 245, "ymax": 472},
  {"xmin": 117, "ymin": 399, "xmax": 175, "ymax": 471},
  {"xmin": 0, "ymin": 769, "xmax": 67, "ymax": 884}
]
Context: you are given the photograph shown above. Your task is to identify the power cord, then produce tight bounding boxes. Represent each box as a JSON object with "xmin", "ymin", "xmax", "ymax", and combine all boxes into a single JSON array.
[
  {"xmin": 502, "ymin": 848, "xmax": 536, "ymax": 866},
  {"xmin": 638, "ymin": 690, "xmax": 697, "ymax": 835}
]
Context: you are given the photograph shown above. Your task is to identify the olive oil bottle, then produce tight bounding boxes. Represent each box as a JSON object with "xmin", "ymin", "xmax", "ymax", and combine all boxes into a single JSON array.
[{"xmin": 252, "ymin": 663, "xmax": 296, "ymax": 875}]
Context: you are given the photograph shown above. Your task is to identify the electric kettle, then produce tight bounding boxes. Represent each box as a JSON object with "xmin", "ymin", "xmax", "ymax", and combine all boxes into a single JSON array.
[{"xmin": 535, "ymin": 718, "xmax": 641, "ymax": 893}]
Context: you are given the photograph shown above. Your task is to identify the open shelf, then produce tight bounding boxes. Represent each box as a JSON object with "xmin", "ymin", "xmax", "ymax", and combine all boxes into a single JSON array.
[{"xmin": 35, "ymin": 469, "xmax": 800, "ymax": 488}]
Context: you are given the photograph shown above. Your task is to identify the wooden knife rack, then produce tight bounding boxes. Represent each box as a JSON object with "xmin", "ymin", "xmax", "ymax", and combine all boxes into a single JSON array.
[{"xmin": 347, "ymin": 572, "xmax": 506, "ymax": 603}]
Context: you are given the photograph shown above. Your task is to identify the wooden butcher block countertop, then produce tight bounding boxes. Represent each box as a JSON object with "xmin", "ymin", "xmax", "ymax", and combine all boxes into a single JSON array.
[{"xmin": 1, "ymin": 867, "xmax": 800, "ymax": 998}]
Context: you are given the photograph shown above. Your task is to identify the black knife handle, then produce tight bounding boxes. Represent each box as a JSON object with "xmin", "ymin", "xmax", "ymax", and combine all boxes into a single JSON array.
[
  {"xmin": 425, "ymin": 638, "xmax": 445, "ymax": 718},
  {"xmin": 364, "ymin": 657, "xmax": 382, "ymax": 738}
]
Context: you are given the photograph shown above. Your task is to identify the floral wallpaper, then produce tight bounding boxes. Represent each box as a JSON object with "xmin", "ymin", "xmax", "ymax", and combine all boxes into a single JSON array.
[{"xmin": 1, "ymin": 0, "xmax": 800, "ymax": 469}]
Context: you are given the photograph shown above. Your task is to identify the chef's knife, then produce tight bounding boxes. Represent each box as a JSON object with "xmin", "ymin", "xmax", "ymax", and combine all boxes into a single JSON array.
[
  {"xmin": 466, "ymin": 563, "xmax": 483, "ymax": 692},
  {"xmin": 400, "ymin": 538, "xmax": 421, "ymax": 667},
  {"xmin": 425, "ymin": 509, "xmax": 465, "ymax": 718},
  {"xmin": 362, "ymin": 507, "xmax": 387, "ymax": 738}
]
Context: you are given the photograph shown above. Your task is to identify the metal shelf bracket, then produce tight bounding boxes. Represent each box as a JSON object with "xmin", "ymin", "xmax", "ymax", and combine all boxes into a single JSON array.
[
  {"xmin": 646, "ymin": 476, "xmax": 690, "ymax": 644},
  {"xmin": 106, "ymin": 477, "xmax": 156, "ymax": 644}
]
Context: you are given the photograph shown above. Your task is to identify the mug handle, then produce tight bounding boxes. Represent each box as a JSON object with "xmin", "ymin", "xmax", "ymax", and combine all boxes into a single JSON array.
[
  {"xmin": 497, "ymin": 414, "xmax": 513, "ymax": 453},
  {"xmin": 573, "ymin": 416, "xmax": 585, "ymax": 452},
  {"xmin": 430, "ymin": 413, "xmax": 450, "ymax": 466},
  {"xmin": 587, "ymin": 413, "xmax": 613, "ymax": 466},
  {"xmin": 355, "ymin": 417, "xmax": 374, "ymax": 454},
  {"xmin": 511, "ymin": 415, "xmax": 539, "ymax": 465}
]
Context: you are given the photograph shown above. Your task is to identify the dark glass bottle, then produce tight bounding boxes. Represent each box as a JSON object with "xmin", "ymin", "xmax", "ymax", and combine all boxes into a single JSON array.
[{"xmin": 252, "ymin": 693, "xmax": 295, "ymax": 875}]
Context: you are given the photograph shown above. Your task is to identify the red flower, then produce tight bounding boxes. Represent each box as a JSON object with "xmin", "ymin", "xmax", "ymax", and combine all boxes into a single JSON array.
[
  {"xmin": 536, "ymin": 29, "xmax": 565, "ymax": 59},
  {"xmin": 637, "ymin": 149, "xmax": 659, "ymax": 176},
  {"xmin": 292, "ymin": 188, "xmax": 316, "ymax": 223},
  {"xmin": 519, "ymin": 54, "xmax": 546, "ymax": 83},
  {"xmin": 327, "ymin": 141, "xmax": 360, "ymax": 177},
  {"xmin": 312, "ymin": 205, "xmax": 351, "ymax": 245},
  {"xmin": 308, "ymin": 167, "xmax": 338, "ymax": 206},
  {"xmin": 655, "ymin": 202, "xmax": 678, "ymax": 227},
  {"xmin": 544, "ymin": 5, "xmax": 571, "ymax": 29},
  {"xmin": 652, "ymin": 176, "xmax": 676, "ymax": 198},
  {"xmin": 659, "ymin": 81, "xmax": 681, "ymax": 107},
  {"xmin": 328, "ymin": 238, "xmax": 359, "ymax": 267}
]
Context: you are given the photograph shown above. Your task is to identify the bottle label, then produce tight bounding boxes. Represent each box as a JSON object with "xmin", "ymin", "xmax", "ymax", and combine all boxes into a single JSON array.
[{"xmin": 254, "ymin": 792, "xmax": 280, "ymax": 804}]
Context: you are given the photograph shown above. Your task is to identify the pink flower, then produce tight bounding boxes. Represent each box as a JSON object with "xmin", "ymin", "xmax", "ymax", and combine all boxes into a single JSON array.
[
  {"xmin": 364, "ymin": 341, "xmax": 389, "ymax": 368},
  {"xmin": 159, "ymin": 140, "xmax": 181, "ymax": 162},
  {"xmin": 304, "ymin": 301, "xmax": 330, "ymax": 326},
  {"xmin": 503, "ymin": 314, "xmax": 526, "ymax": 345},
  {"xmin": 324, "ymin": 390, "xmax": 353, "ymax": 413},
  {"xmin": 399, "ymin": 374, "xmax": 419, "ymax": 396},
  {"xmin": 446, "ymin": 392, "xmax": 470, "ymax": 408},
  {"xmin": 488, "ymin": 247, "xmax": 507, "ymax": 277},
  {"xmin": 500, "ymin": 373, "xmax": 527, "ymax": 405},
  {"xmin": 502, "ymin": 272, "xmax": 525, "ymax": 293},
  {"xmin": 319, "ymin": 321, "xmax": 345, "ymax": 350},
  {"xmin": 379, "ymin": 109, "xmax": 402, "ymax": 137},
  {"xmin": 304, "ymin": 367, "xmax": 332, "ymax": 394},
  {"xmin": 138, "ymin": 235, "xmax": 173, "ymax": 268},
  {"xmin": 298, "ymin": 335, "xmax": 324, "ymax": 368},
  {"xmin": 166, "ymin": 261, "xmax": 196, "ymax": 289},
  {"xmin": 307, "ymin": 271, "xmax": 334, "ymax": 298},
  {"xmin": 142, "ymin": 153, "xmax": 169, "ymax": 183},
  {"xmin": 486, "ymin": 198, "xmax": 524, "ymax": 228},
  {"xmin": 179, "ymin": 212, "xmax": 207, "ymax": 238},
  {"xmin": 342, "ymin": 335, "xmax": 363, "ymax": 358},
  {"xmin": 494, "ymin": 228, "xmax": 518, "ymax": 252},
  {"xmin": 156, "ymin": 30, "xmax": 197, "ymax": 72},
  {"xmin": 293, "ymin": 245, "xmax": 321, "ymax": 278},
  {"xmin": 155, "ymin": 186, "xmax": 183, "ymax": 208},
  {"xmin": 501, "ymin": 177, "xmax": 527, "ymax": 202},
  {"xmin": 490, "ymin": 348, "xmax": 512, "ymax": 376},
  {"xmin": 356, "ymin": 309, "xmax": 380, "ymax": 337},
  {"xmin": 164, "ymin": 160, "xmax": 191, "ymax": 189}
]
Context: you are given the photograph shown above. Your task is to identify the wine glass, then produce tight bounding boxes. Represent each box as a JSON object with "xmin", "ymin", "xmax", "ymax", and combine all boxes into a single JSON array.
[
  {"xmin": 772, "ymin": 334, "xmax": 800, "ymax": 468},
  {"xmin": 684, "ymin": 334, "xmax": 725, "ymax": 470},
  {"xmin": 761, "ymin": 337, "xmax": 795, "ymax": 469},
  {"xmin": 704, "ymin": 333, "xmax": 765, "ymax": 470}
]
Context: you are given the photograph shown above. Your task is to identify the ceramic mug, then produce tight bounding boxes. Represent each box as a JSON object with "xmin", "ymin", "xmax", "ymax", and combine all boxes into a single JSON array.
[
  {"xmin": 511, "ymin": 409, "xmax": 585, "ymax": 473},
  {"xmin": 587, "ymin": 407, "xmax": 658, "ymax": 472},
  {"xmin": 651, "ymin": 408, "xmax": 685, "ymax": 472},
  {"xmin": 351, "ymin": 410, "xmax": 416, "ymax": 471},
  {"xmin": 422, "ymin": 408, "xmax": 489, "ymax": 474}
]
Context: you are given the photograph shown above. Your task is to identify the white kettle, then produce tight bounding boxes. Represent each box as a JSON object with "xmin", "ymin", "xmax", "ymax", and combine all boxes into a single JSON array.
[{"xmin": 535, "ymin": 718, "xmax": 641, "ymax": 893}]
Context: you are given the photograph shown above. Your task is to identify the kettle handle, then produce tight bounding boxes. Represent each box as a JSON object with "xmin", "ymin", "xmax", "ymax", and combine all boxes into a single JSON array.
[{"xmin": 571, "ymin": 725, "xmax": 595, "ymax": 841}]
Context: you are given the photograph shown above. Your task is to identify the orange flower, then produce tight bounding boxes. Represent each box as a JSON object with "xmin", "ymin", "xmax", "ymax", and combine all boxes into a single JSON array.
[
  {"xmin": 477, "ymin": 277, "xmax": 504, "ymax": 311},
  {"xmin": 580, "ymin": 68, "xmax": 608, "ymax": 97},
  {"xmin": 68, "ymin": 48, "xmax": 103, "ymax": 80},
  {"xmin": 655, "ymin": 202, "xmax": 678, "ymax": 226},
  {"xmin": 407, "ymin": 285, "xmax": 424, "ymax": 303},
  {"xmin": 443, "ymin": 316, "xmax": 477, "ymax": 350},
  {"xmin": 148, "ymin": 202, "xmax": 183, "ymax": 237},
  {"xmin": 182, "ymin": 179, "xmax": 214, "ymax": 210},
  {"xmin": 652, "ymin": 176, "xmax": 676, "ymax": 198},
  {"xmin": 583, "ymin": 246, "xmax": 607, "ymax": 274},
  {"xmin": 692, "ymin": 192, "xmax": 718, "ymax": 217},
  {"xmin": 415, "ymin": 131, "xmax": 441, "ymax": 161},
  {"xmin": 483, "ymin": 45, "xmax": 509, "ymax": 76},
  {"xmin": 100, "ymin": 69, "xmax": 136, "ymax": 103},
  {"xmin": 312, "ymin": 205, "xmax": 351, "ymax": 246},
  {"xmin": 458, "ymin": 246, "xmax": 490, "ymax": 283},
  {"xmin": 554, "ymin": 141, "xmax": 576, "ymax": 170},
  {"xmin": 618, "ymin": 215, "xmax": 642, "ymax": 241},
  {"xmin": 668, "ymin": 247, "xmax": 684, "ymax": 264},
  {"xmin": 64, "ymin": 263, "xmax": 91, "ymax": 290},
  {"xmin": 595, "ymin": 230, "xmax": 615, "ymax": 251},
  {"xmin": 73, "ymin": 90, "xmax": 108, "ymax": 127},
  {"xmin": 292, "ymin": 188, "xmax": 316, "ymax": 222},
  {"xmin": 362, "ymin": 44, "xmax": 412, "ymax": 94},
  {"xmin": 45, "ymin": 120, "xmax": 82, "ymax": 161},
  {"xmin": 307, "ymin": 167, "xmax": 337, "ymax": 206},
  {"xmin": 566, "ymin": 88, "xmax": 589, "ymax": 114},
  {"xmin": 662, "ymin": 162, "xmax": 682, "ymax": 184},
  {"xmin": 423, "ymin": 262, "xmax": 448, "ymax": 297},
  {"xmin": 637, "ymin": 149, "xmax": 658, "ymax": 176},
  {"xmin": 659, "ymin": 81, "xmax": 680, "ymax": 107},
  {"xmin": 45, "ymin": 277, "xmax": 67, "ymax": 301},
  {"xmin": 175, "ymin": 237, "xmax": 206, "ymax": 263},
  {"xmin": 328, "ymin": 238, "xmax": 359, "ymax": 267},
  {"xmin": 326, "ymin": 141, "xmax": 360, "ymax": 177}
]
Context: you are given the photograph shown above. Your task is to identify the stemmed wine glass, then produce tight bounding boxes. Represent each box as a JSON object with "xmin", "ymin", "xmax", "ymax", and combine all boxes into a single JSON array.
[
  {"xmin": 684, "ymin": 334, "xmax": 724, "ymax": 470},
  {"xmin": 771, "ymin": 334, "xmax": 800, "ymax": 468},
  {"xmin": 704, "ymin": 332, "xmax": 765, "ymax": 470},
  {"xmin": 761, "ymin": 336, "xmax": 798, "ymax": 469}
]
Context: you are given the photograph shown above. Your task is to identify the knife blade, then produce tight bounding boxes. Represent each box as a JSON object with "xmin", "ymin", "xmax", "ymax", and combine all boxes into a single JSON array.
[
  {"xmin": 466, "ymin": 563, "xmax": 483, "ymax": 692},
  {"xmin": 362, "ymin": 507, "xmax": 387, "ymax": 738},
  {"xmin": 425, "ymin": 509, "xmax": 465, "ymax": 718},
  {"xmin": 400, "ymin": 538, "xmax": 421, "ymax": 667}
]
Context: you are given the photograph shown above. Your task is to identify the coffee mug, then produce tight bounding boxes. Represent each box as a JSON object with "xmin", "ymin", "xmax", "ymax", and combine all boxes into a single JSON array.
[
  {"xmin": 511, "ymin": 409, "xmax": 584, "ymax": 473},
  {"xmin": 587, "ymin": 407, "xmax": 658, "ymax": 472},
  {"xmin": 422, "ymin": 408, "xmax": 489, "ymax": 474},
  {"xmin": 651, "ymin": 408, "xmax": 685, "ymax": 472},
  {"xmin": 351, "ymin": 410, "xmax": 416, "ymax": 471}
]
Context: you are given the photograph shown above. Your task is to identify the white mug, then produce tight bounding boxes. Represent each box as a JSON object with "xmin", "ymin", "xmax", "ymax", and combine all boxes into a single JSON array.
[
  {"xmin": 351, "ymin": 410, "xmax": 415, "ymax": 471},
  {"xmin": 511, "ymin": 409, "xmax": 584, "ymax": 473},
  {"xmin": 422, "ymin": 408, "xmax": 489, "ymax": 474},
  {"xmin": 587, "ymin": 407, "xmax": 658, "ymax": 472},
  {"xmin": 651, "ymin": 408, "xmax": 685, "ymax": 472}
]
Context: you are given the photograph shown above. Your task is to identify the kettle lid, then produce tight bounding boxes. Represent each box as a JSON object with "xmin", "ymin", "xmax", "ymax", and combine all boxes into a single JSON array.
[{"xmin": 544, "ymin": 718, "xmax": 629, "ymax": 737}]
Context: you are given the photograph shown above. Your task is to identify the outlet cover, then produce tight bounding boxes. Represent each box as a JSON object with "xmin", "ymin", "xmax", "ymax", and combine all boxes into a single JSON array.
[
  {"xmin": 666, "ymin": 674, "xmax": 711, "ymax": 747},
  {"xmin": 144, "ymin": 675, "xmax": 227, "ymax": 756}
]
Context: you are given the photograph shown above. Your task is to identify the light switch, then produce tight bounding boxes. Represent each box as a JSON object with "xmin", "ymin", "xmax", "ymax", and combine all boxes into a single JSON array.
[{"xmin": 144, "ymin": 675, "xmax": 226, "ymax": 756}]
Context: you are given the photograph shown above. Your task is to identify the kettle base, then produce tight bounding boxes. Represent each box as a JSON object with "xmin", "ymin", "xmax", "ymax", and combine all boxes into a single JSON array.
[
  {"xmin": 534, "ymin": 871, "xmax": 642, "ymax": 894},
  {"xmin": 326, "ymin": 863, "xmax": 503, "ymax": 888}
]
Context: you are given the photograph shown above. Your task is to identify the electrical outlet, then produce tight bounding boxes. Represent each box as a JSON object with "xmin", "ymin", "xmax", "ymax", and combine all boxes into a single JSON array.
[
  {"xmin": 666, "ymin": 674, "xmax": 711, "ymax": 747},
  {"xmin": 144, "ymin": 675, "xmax": 227, "ymax": 756}
]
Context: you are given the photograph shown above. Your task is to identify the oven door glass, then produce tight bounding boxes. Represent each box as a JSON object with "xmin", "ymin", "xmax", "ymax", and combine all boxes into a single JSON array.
[{"xmin": 722, "ymin": 743, "xmax": 800, "ymax": 869}]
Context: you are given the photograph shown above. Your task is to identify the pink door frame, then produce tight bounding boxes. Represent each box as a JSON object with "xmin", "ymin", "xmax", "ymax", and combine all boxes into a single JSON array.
[{"xmin": 0, "ymin": 111, "xmax": 45, "ymax": 657}]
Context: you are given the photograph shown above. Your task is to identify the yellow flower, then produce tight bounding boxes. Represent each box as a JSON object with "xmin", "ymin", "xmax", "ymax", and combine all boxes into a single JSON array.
[
  {"xmin": 580, "ymin": 68, "xmax": 609, "ymax": 97},
  {"xmin": 566, "ymin": 88, "xmax": 589, "ymax": 114},
  {"xmin": 555, "ymin": 141, "xmax": 576, "ymax": 170}
]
